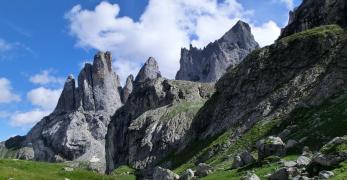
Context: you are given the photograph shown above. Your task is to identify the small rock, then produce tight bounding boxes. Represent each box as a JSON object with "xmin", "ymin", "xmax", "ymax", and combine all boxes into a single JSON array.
[
  {"xmin": 195, "ymin": 163, "xmax": 213, "ymax": 177},
  {"xmin": 319, "ymin": 170, "xmax": 334, "ymax": 179},
  {"xmin": 257, "ymin": 136, "xmax": 286, "ymax": 159},
  {"xmin": 286, "ymin": 139, "xmax": 299, "ymax": 149},
  {"xmin": 62, "ymin": 167, "xmax": 74, "ymax": 172},
  {"xmin": 153, "ymin": 167, "xmax": 179, "ymax": 180},
  {"xmin": 269, "ymin": 167, "xmax": 300, "ymax": 180},
  {"xmin": 311, "ymin": 153, "xmax": 343, "ymax": 167},
  {"xmin": 8, "ymin": 178, "xmax": 14, "ymax": 180},
  {"xmin": 241, "ymin": 172, "xmax": 260, "ymax": 180},
  {"xmin": 296, "ymin": 156, "xmax": 311, "ymax": 167},
  {"xmin": 179, "ymin": 169, "xmax": 194, "ymax": 180},
  {"xmin": 232, "ymin": 151, "xmax": 256, "ymax": 168},
  {"xmin": 292, "ymin": 176, "xmax": 310, "ymax": 180},
  {"xmin": 282, "ymin": 160, "xmax": 297, "ymax": 167},
  {"xmin": 64, "ymin": 178, "xmax": 70, "ymax": 180},
  {"xmin": 302, "ymin": 146, "xmax": 312, "ymax": 157}
]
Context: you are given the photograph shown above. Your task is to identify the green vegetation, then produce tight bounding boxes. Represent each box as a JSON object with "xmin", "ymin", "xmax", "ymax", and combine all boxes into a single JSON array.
[
  {"xmin": 0, "ymin": 148, "xmax": 17, "ymax": 159},
  {"xmin": 160, "ymin": 100, "xmax": 206, "ymax": 122},
  {"xmin": 282, "ymin": 94, "xmax": 347, "ymax": 149},
  {"xmin": 171, "ymin": 118, "xmax": 280, "ymax": 174},
  {"xmin": 332, "ymin": 162, "xmax": 347, "ymax": 180},
  {"xmin": 321, "ymin": 138, "xmax": 347, "ymax": 155},
  {"xmin": 111, "ymin": 165, "xmax": 136, "ymax": 180},
  {"xmin": 0, "ymin": 159, "xmax": 135, "ymax": 180},
  {"xmin": 280, "ymin": 24, "xmax": 344, "ymax": 43}
]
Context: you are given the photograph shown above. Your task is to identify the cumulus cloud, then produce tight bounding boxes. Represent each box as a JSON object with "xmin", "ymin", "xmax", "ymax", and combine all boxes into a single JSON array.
[
  {"xmin": 0, "ymin": 78, "xmax": 20, "ymax": 103},
  {"xmin": 27, "ymin": 87, "xmax": 62, "ymax": 110},
  {"xmin": 10, "ymin": 109, "xmax": 51, "ymax": 127},
  {"xmin": 251, "ymin": 21, "xmax": 281, "ymax": 47},
  {"xmin": 274, "ymin": 0, "xmax": 294, "ymax": 9},
  {"xmin": 29, "ymin": 70, "xmax": 65, "ymax": 86},
  {"xmin": 66, "ymin": 0, "xmax": 281, "ymax": 82}
]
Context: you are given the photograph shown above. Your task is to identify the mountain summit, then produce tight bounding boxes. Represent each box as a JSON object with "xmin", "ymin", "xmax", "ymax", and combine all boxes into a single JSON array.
[{"xmin": 176, "ymin": 20, "xmax": 259, "ymax": 82}]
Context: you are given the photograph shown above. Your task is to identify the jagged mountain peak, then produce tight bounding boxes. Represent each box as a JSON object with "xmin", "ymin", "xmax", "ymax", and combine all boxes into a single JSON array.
[
  {"xmin": 176, "ymin": 20, "xmax": 259, "ymax": 83},
  {"xmin": 134, "ymin": 57, "xmax": 162, "ymax": 83}
]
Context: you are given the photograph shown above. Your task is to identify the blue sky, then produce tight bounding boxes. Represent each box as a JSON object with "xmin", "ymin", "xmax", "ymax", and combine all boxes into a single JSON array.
[{"xmin": 0, "ymin": 0, "xmax": 301, "ymax": 141}]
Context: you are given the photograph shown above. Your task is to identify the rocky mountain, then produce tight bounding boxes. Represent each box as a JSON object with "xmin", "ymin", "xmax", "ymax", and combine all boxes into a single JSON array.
[
  {"xmin": 175, "ymin": 20, "xmax": 259, "ymax": 82},
  {"xmin": 0, "ymin": 52, "xmax": 123, "ymax": 172},
  {"xmin": 280, "ymin": 0, "xmax": 347, "ymax": 38},
  {"xmin": 106, "ymin": 58, "xmax": 215, "ymax": 175}
]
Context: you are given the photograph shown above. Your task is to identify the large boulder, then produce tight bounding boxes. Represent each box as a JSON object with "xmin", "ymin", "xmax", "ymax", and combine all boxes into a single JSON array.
[
  {"xmin": 195, "ymin": 163, "xmax": 213, "ymax": 177},
  {"xmin": 179, "ymin": 169, "xmax": 194, "ymax": 180},
  {"xmin": 241, "ymin": 172, "xmax": 260, "ymax": 180},
  {"xmin": 232, "ymin": 151, "xmax": 256, "ymax": 168},
  {"xmin": 269, "ymin": 167, "xmax": 300, "ymax": 180},
  {"xmin": 153, "ymin": 167, "xmax": 179, "ymax": 180},
  {"xmin": 257, "ymin": 136, "xmax": 286, "ymax": 159}
]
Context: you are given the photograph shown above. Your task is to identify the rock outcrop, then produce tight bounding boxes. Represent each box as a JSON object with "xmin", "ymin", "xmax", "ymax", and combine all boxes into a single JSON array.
[
  {"xmin": 134, "ymin": 57, "xmax": 161, "ymax": 83},
  {"xmin": 121, "ymin": 75, "xmax": 134, "ymax": 103},
  {"xmin": 176, "ymin": 20, "xmax": 259, "ymax": 83},
  {"xmin": 279, "ymin": 0, "xmax": 347, "ymax": 39},
  {"xmin": 106, "ymin": 58, "xmax": 214, "ymax": 174},
  {"xmin": 4, "ymin": 52, "xmax": 123, "ymax": 172}
]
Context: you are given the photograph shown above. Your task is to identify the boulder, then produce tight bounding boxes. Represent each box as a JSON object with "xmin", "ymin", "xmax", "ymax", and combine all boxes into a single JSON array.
[
  {"xmin": 282, "ymin": 160, "xmax": 297, "ymax": 167},
  {"xmin": 257, "ymin": 136, "xmax": 286, "ymax": 159},
  {"xmin": 296, "ymin": 155, "xmax": 311, "ymax": 167},
  {"xmin": 232, "ymin": 151, "xmax": 256, "ymax": 168},
  {"xmin": 153, "ymin": 167, "xmax": 179, "ymax": 180},
  {"xmin": 286, "ymin": 139, "xmax": 299, "ymax": 150},
  {"xmin": 195, "ymin": 163, "xmax": 213, "ymax": 177},
  {"xmin": 62, "ymin": 167, "xmax": 74, "ymax": 172},
  {"xmin": 319, "ymin": 170, "xmax": 334, "ymax": 179},
  {"xmin": 241, "ymin": 172, "xmax": 260, "ymax": 180},
  {"xmin": 179, "ymin": 169, "xmax": 194, "ymax": 180},
  {"xmin": 269, "ymin": 167, "xmax": 300, "ymax": 180}
]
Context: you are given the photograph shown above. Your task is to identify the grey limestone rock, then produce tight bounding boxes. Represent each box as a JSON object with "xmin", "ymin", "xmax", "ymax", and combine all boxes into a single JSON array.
[
  {"xmin": 106, "ymin": 73, "xmax": 215, "ymax": 173},
  {"xmin": 176, "ymin": 20, "xmax": 259, "ymax": 83},
  {"xmin": 135, "ymin": 57, "xmax": 161, "ymax": 83},
  {"xmin": 179, "ymin": 169, "xmax": 194, "ymax": 180},
  {"xmin": 241, "ymin": 172, "xmax": 260, "ymax": 180},
  {"xmin": 121, "ymin": 75, "xmax": 134, "ymax": 103},
  {"xmin": 153, "ymin": 167, "xmax": 179, "ymax": 180},
  {"xmin": 279, "ymin": 0, "xmax": 347, "ymax": 39},
  {"xmin": 232, "ymin": 151, "xmax": 256, "ymax": 169},
  {"xmin": 10, "ymin": 51, "xmax": 123, "ymax": 173},
  {"xmin": 195, "ymin": 163, "xmax": 213, "ymax": 177},
  {"xmin": 257, "ymin": 136, "xmax": 286, "ymax": 160}
]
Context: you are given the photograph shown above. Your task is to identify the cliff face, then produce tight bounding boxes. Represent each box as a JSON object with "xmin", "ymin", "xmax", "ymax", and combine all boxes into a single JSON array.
[
  {"xmin": 280, "ymin": 0, "xmax": 347, "ymax": 39},
  {"xmin": 105, "ymin": 58, "xmax": 215, "ymax": 174},
  {"xmin": 175, "ymin": 20, "xmax": 259, "ymax": 83},
  {"xmin": 10, "ymin": 52, "xmax": 123, "ymax": 172}
]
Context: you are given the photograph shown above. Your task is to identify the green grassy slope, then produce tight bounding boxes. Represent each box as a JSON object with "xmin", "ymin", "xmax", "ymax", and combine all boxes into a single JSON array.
[{"xmin": 0, "ymin": 159, "xmax": 135, "ymax": 180}]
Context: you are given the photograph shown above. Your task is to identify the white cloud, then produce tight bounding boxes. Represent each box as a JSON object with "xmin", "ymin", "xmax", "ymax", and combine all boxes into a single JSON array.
[
  {"xmin": 0, "ymin": 78, "xmax": 20, "ymax": 103},
  {"xmin": 0, "ymin": 39, "xmax": 12, "ymax": 52},
  {"xmin": 29, "ymin": 70, "xmax": 65, "ymax": 85},
  {"xmin": 27, "ymin": 87, "xmax": 62, "ymax": 110},
  {"xmin": 66, "ymin": 0, "xmax": 281, "ymax": 82},
  {"xmin": 251, "ymin": 21, "xmax": 281, "ymax": 48},
  {"xmin": 10, "ymin": 109, "xmax": 51, "ymax": 127}
]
